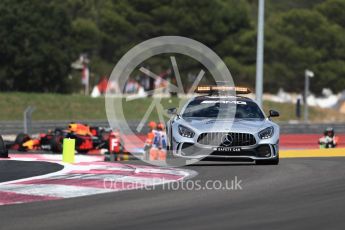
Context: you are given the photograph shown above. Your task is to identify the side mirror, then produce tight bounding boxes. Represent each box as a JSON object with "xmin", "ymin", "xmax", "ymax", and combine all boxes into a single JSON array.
[
  {"xmin": 167, "ymin": 108, "xmax": 177, "ymax": 115},
  {"xmin": 269, "ymin": 110, "xmax": 280, "ymax": 118}
]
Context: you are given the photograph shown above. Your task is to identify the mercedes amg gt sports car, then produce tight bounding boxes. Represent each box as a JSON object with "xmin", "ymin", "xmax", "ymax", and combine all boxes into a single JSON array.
[{"xmin": 166, "ymin": 86, "xmax": 280, "ymax": 165}]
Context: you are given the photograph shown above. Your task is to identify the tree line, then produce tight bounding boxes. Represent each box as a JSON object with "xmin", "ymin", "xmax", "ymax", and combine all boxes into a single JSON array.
[{"xmin": 0, "ymin": 0, "xmax": 344, "ymax": 94}]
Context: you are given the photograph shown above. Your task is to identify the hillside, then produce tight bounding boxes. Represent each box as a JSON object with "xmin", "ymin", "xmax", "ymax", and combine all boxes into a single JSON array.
[{"xmin": 0, "ymin": 93, "xmax": 344, "ymax": 122}]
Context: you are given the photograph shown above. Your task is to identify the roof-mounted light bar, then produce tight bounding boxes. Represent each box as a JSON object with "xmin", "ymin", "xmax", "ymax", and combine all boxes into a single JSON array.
[{"xmin": 195, "ymin": 86, "xmax": 251, "ymax": 94}]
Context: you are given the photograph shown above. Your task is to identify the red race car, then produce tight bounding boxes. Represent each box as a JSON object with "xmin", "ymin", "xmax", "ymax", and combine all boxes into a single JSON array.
[{"xmin": 10, "ymin": 123, "xmax": 124, "ymax": 154}]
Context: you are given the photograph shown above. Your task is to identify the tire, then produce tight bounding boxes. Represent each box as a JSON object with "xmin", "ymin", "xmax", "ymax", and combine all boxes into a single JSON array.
[
  {"xmin": 50, "ymin": 135, "xmax": 63, "ymax": 153},
  {"xmin": 14, "ymin": 133, "xmax": 31, "ymax": 151},
  {"xmin": 0, "ymin": 135, "xmax": 8, "ymax": 158},
  {"xmin": 14, "ymin": 133, "xmax": 31, "ymax": 145},
  {"xmin": 256, "ymin": 157, "xmax": 279, "ymax": 165}
]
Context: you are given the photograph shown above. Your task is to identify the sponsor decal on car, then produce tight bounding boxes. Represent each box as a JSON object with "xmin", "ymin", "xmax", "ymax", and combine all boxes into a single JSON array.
[{"xmin": 201, "ymin": 100, "xmax": 247, "ymax": 105}]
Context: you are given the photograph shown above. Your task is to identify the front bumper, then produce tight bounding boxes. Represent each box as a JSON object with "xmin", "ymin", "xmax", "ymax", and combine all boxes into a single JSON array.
[{"xmin": 173, "ymin": 142, "xmax": 279, "ymax": 161}]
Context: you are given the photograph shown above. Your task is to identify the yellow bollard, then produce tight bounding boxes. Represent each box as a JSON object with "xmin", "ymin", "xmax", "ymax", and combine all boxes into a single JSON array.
[{"xmin": 62, "ymin": 138, "xmax": 75, "ymax": 163}]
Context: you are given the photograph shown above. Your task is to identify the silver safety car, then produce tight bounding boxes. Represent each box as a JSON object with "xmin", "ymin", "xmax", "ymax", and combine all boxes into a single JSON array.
[{"xmin": 166, "ymin": 86, "xmax": 280, "ymax": 165}]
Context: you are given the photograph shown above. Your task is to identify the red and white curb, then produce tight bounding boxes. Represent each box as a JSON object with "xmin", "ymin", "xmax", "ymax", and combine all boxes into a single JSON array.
[
  {"xmin": 0, "ymin": 153, "xmax": 105, "ymax": 163},
  {"xmin": 0, "ymin": 155, "xmax": 196, "ymax": 206}
]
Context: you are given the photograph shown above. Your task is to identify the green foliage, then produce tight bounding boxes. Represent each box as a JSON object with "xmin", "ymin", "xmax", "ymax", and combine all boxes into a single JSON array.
[
  {"xmin": 0, "ymin": 0, "xmax": 77, "ymax": 93},
  {"xmin": 0, "ymin": 0, "xmax": 344, "ymax": 94},
  {"xmin": 72, "ymin": 18, "xmax": 101, "ymax": 54},
  {"xmin": 317, "ymin": 0, "xmax": 345, "ymax": 27},
  {"xmin": 265, "ymin": 1, "xmax": 345, "ymax": 93}
]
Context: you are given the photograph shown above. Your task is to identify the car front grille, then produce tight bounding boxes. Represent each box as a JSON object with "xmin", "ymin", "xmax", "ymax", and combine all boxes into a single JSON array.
[{"xmin": 197, "ymin": 132, "xmax": 256, "ymax": 147}]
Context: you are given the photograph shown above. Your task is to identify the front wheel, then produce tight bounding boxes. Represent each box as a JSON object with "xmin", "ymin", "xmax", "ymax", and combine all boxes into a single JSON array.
[
  {"xmin": 0, "ymin": 135, "xmax": 8, "ymax": 158},
  {"xmin": 14, "ymin": 133, "xmax": 31, "ymax": 151}
]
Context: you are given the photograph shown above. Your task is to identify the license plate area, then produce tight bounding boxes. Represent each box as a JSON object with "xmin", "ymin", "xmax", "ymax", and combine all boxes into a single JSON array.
[{"xmin": 213, "ymin": 147, "xmax": 241, "ymax": 152}]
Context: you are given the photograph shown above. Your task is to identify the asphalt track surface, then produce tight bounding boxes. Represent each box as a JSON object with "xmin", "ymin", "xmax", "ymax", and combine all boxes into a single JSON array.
[
  {"xmin": 0, "ymin": 160, "xmax": 63, "ymax": 183},
  {"xmin": 1, "ymin": 158, "xmax": 345, "ymax": 230}
]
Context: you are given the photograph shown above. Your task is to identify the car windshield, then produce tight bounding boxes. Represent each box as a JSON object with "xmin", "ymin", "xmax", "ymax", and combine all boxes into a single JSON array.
[{"xmin": 182, "ymin": 98, "xmax": 265, "ymax": 119}]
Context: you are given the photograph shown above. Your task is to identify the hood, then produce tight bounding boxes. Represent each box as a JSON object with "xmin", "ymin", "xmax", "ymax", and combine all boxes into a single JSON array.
[{"xmin": 182, "ymin": 118, "xmax": 269, "ymax": 133}]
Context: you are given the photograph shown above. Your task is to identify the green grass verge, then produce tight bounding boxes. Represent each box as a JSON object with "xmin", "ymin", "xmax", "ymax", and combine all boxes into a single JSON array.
[
  {"xmin": 0, "ymin": 92, "xmax": 344, "ymax": 122},
  {"xmin": 0, "ymin": 92, "xmax": 105, "ymax": 120}
]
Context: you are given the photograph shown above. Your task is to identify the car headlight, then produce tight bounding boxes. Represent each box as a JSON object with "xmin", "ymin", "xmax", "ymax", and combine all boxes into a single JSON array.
[
  {"xmin": 178, "ymin": 125, "xmax": 195, "ymax": 138},
  {"xmin": 258, "ymin": 126, "xmax": 274, "ymax": 139}
]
